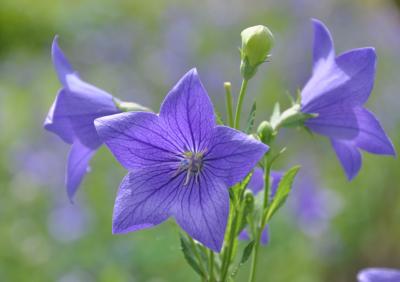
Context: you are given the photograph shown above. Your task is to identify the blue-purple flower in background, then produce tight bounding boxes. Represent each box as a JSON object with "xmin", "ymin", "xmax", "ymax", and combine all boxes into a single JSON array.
[
  {"xmin": 44, "ymin": 37, "xmax": 120, "ymax": 200},
  {"xmin": 94, "ymin": 69, "xmax": 268, "ymax": 251},
  {"xmin": 357, "ymin": 268, "xmax": 400, "ymax": 282},
  {"xmin": 290, "ymin": 171, "xmax": 342, "ymax": 238},
  {"xmin": 301, "ymin": 19, "xmax": 395, "ymax": 180},
  {"xmin": 239, "ymin": 167, "xmax": 282, "ymax": 244}
]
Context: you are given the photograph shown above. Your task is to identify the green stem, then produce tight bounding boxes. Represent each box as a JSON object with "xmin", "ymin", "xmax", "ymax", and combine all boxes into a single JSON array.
[
  {"xmin": 248, "ymin": 156, "xmax": 272, "ymax": 282},
  {"xmin": 188, "ymin": 236, "xmax": 207, "ymax": 282},
  {"xmin": 220, "ymin": 208, "xmax": 238, "ymax": 281},
  {"xmin": 234, "ymin": 79, "xmax": 249, "ymax": 129},
  {"xmin": 209, "ymin": 249, "xmax": 215, "ymax": 282},
  {"xmin": 224, "ymin": 82, "xmax": 234, "ymax": 127},
  {"xmin": 248, "ymin": 229, "xmax": 261, "ymax": 282}
]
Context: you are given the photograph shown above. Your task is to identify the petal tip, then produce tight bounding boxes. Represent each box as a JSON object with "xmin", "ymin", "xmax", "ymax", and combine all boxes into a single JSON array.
[{"xmin": 51, "ymin": 36, "xmax": 74, "ymax": 84}]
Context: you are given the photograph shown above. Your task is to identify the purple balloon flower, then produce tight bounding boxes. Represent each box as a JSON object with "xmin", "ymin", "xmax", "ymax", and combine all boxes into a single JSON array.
[
  {"xmin": 301, "ymin": 19, "xmax": 395, "ymax": 180},
  {"xmin": 358, "ymin": 268, "xmax": 400, "ymax": 282},
  {"xmin": 94, "ymin": 69, "xmax": 268, "ymax": 251},
  {"xmin": 238, "ymin": 167, "xmax": 283, "ymax": 245},
  {"xmin": 44, "ymin": 37, "xmax": 120, "ymax": 200}
]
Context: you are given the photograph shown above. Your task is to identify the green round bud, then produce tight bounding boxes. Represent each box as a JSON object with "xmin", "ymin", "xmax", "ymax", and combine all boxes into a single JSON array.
[
  {"xmin": 241, "ymin": 25, "xmax": 274, "ymax": 67},
  {"xmin": 244, "ymin": 190, "xmax": 255, "ymax": 213},
  {"xmin": 257, "ymin": 121, "xmax": 274, "ymax": 145}
]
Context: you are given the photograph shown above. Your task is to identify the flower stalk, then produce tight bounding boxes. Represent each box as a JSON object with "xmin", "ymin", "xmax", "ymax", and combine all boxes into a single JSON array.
[{"xmin": 234, "ymin": 79, "xmax": 249, "ymax": 129}]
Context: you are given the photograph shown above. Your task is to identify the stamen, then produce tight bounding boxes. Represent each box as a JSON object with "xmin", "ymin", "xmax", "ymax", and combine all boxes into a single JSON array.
[{"xmin": 178, "ymin": 151, "xmax": 204, "ymax": 186}]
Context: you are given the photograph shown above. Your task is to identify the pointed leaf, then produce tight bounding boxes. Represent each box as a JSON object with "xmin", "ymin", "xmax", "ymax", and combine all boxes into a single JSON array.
[
  {"xmin": 265, "ymin": 166, "xmax": 300, "ymax": 221},
  {"xmin": 180, "ymin": 235, "xmax": 205, "ymax": 278},
  {"xmin": 245, "ymin": 102, "xmax": 257, "ymax": 134},
  {"xmin": 230, "ymin": 240, "xmax": 255, "ymax": 278},
  {"xmin": 240, "ymin": 240, "xmax": 255, "ymax": 264}
]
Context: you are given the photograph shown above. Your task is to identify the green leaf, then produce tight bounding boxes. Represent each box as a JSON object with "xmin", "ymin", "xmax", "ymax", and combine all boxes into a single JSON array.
[
  {"xmin": 240, "ymin": 240, "xmax": 255, "ymax": 264},
  {"xmin": 296, "ymin": 88, "xmax": 302, "ymax": 104},
  {"xmin": 269, "ymin": 147, "xmax": 287, "ymax": 165},
  {"xmin": 230, "ymin": 240, "xmax": 255, "ymax": 278},
  {"xmin": 180, "ymin": 235, "xmax": 205, "ymax": 278},
  {"xmin": 265, "ymin": 166, "xmax": 300, "ymax": 221},
  {"xmin": 245, "ymin": 101, "xmax": 257, "ymax": 134}
]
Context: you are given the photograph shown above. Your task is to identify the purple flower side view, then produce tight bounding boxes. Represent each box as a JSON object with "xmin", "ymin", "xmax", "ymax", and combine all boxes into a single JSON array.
[
  {"xmin": 94, "ymin": 69, "xmax": 268, "ymax": 251},
  {"xmin": 238, "ymin": 167, "xmax": 283, "ymax": 244},
  {"xmin": 301, "ymin": 19, "xmax": 395, "ymax": 180},
  {"xmin": 44, "ymin": 37, "xmax": 120, "ymax": 200},
  {"xmin": 358, "ymin": 268, "xmax": 400, "ymax": 282}
]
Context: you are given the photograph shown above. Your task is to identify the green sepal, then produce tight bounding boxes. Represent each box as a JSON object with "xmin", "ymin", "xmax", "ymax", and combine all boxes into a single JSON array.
[
  {"xmin": 113, "ymin": 98, "xmax": 151, "ymax": 112},
  {"xmin": 270, "ymin": 102, "xmax": 281, "ymax": 129},
  {"xmin": 215, "ymin": 110, "xmax": 225, "ymax": 125}
]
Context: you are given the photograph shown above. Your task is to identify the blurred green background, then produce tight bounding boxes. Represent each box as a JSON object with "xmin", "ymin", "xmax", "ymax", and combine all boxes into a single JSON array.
[{"xmin": 1, "ymin": 0, "xmax": 399, "ymax": 281}]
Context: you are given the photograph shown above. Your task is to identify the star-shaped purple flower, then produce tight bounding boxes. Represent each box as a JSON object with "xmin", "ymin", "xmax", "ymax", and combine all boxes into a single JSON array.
[
  {"xmin": 358, "ymin": 268, "xmax": 400, "ymax": 282},
  {"xmin": 44, "ymin": 37, "xmax": 120, "ymax": 200},
  {"xmin": 238, "ymin": 167, "xmax": 282, "ymax": 244},
  {"xmin": 301, "ymin": 19, "xmax": 395, "ymax": 180},
  {"xmin": 94, "ymin": 69, "xmax": 268, "ymax": 251}
]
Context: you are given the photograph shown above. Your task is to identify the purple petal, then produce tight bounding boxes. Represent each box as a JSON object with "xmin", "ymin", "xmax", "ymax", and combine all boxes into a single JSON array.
[
  {"xmin": 95, "ymin": 112, "xmax": 182, "ymax": 170},
  {"xmin": 334, "ymin": 48, "xmax": 376, "ymax": 106},
  {"xmin": 239, "ymin": 229, "xmax": 250, "ymax": 241},
  {"xmin": 247, "ymin": 167, "xmax": 264, "ymax": 194},
  {"xmin": 52, "ymin": 36, "xmax": 75, "ymax": 85},
  {"xmin": 159, "ymin": 68, "xmax": 215, "ymax": 153},
  {"xmin": 302, "ymin": 19, "xmax": 376, "ymax": 112},
  {"xmin": 238, "ymin": 225, "xmax": 269, "ymax": 245},
  {"xmin": 50, "ymin": 36, "xmax": 119, "ymax": 148},
  {"xmin": 66, "ymin": 140, "xmax": 95, "ymax": 200},
  {"xmin": 205, "ymin": 126, "xmax": 268, "ymax": 187},
  {"xmin": 353, "ymin": 107, "xmax": 396, "ymax": 155},
  {"xmin": 44, "ymin": 89, "xmax": 74, "ymax": 144},
  {"xmin": 305, "ymin": 105, "xmax": 359, "ymax": 139},
  {"xmin": 260, "ymin": 225, "xmax": 270, "ymax": 245},
  {"xmin": 331, "ymin": 139, "xmax": 362, "ymax": 180},
  {"xmin": 173, "ymin": 175, "xmax": 229, "ymax": 252},
  {"xmin": 311, "ymin": 19, "xmax": 335, "ymax": 72},
  {"xmin": 57, "ymin": 78, "xmax": 118, "ymax": 148},
  {"xmin": 358, "ymin": 268, "xmax": 400, "ymax": 282},
  {"xmin": 113, "ymin": 166, "xmax": 181, "ymax": 234},
  {"xmin": 247, "ymin": 169, "xmax": 282, "ymax": 199}
]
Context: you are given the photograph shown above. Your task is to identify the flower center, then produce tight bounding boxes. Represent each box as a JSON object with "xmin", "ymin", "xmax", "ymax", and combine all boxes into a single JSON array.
[{"xmin": 179, "ymin": 151, "xmax": 204, "ymax": 185}]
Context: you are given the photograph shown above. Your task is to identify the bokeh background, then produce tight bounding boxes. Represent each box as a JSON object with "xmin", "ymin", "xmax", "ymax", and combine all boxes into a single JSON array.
[{"xmin": 1, "ymin": 0, "xmax": 399, "ymax": 281}]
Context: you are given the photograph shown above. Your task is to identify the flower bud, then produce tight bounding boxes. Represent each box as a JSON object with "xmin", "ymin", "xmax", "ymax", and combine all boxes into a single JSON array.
[
  {"xmin": 257, "ymin": 121, "xmax": 274, "ymax": 145},
  {"xmin": 244, "ymin": 190, "xmax": 255, "ymax": 214},
  {"xmin": 240, "ymin": 25, "xmax": 274, "ymax": 80}
]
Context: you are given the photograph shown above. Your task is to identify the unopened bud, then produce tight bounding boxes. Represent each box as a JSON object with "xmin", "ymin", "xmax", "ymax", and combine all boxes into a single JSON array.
[
  {"xmin": 240, "ymin": 25, "xmax": 274, "ymax": 80},
  {"xmin": 257, "ymin": 121, "xmax": 274, "ymax": 144}
]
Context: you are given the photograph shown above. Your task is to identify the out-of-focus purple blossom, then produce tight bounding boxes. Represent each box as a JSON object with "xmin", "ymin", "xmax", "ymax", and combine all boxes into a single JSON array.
[
  {"xmin": 94, "ymin": 69, "xmax": 268, "ymax": 252},
  {"xmin": 290, "ymin": 172, "xmax": 342, "ymax": 238},
  {"xmin": 44, "ymin": 37, "xmax": 120, "ymax": 200},
  {"xmin": 357, "ymin": 268, "xmax": 400, "ymax": 282},
  {"xmin": 239, "ymin": 168, "xmax": 282, "ymax": 245},
  {"xmin": 47, "ymin": 203, "xmax": 90, "ymax": 242},
  {"xmin": 300, "ymin": 19, "xmax": 395, "ymax": 180}
]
